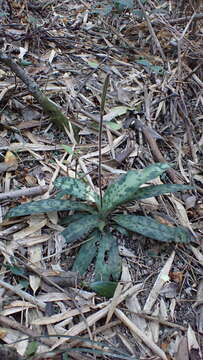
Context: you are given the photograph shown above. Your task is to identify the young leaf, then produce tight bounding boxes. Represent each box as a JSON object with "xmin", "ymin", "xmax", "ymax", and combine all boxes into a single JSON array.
[
  {"xmin": 72, "ymin": 231, "xmax": 99, "ymax": 275},
  {"xmin": 102, "ymin": 163, "xmax": 171, "ymax": 215},
  {"xmin": 54, "ymin": 176, "xmax": 99, "ymax": 204},
  {"xmin": 89, "ymin": 281, "xmax": 118, "ymax": 298},
  {"xmin": 6, "ymin": 199, "xmax": 94, "ymax": 218},
  {"xmin": 114, "ymin": 214, "xmax": 191, "ymax": 243},
  {"xmin": 133, "ymin": 184, "xmax": 193, "ymax": 201},
  {"xmin": 61, "ymin": 214, "xmax": 103, "ymax": 243},
  {"xmin": 95, "ymin": 232, "xmax": 121, "ymax": 281}
]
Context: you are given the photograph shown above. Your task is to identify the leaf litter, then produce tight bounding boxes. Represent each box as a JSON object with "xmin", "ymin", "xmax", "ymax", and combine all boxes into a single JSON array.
[{"xmin": 0, "ymin": 0, "xmax": 203, "ymax": 359}]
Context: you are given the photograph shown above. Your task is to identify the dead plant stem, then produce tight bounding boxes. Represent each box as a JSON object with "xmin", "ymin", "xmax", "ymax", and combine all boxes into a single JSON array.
[{"xmin": 98, "ymin": 74, "xmax": 110, "ymax": 209}]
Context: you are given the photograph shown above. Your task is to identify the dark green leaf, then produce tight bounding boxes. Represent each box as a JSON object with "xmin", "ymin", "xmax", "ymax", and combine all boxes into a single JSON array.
[
  {"xmin": 6, "ymin": 199, "xmax": 94, "ymax": 218},
  {"xmin": 108, "ymin": 237, "xmax": 122, "ymax": 281},
  {"xmin": 89, "ymin": 281, "xmax": 118, "ymax": 298},
  {"xmin": 114, "ymin": 214, "xmax": 191, "ymax": 243},
  {"xmin": 62, "ymin": 215, "xmax": 103, "ymax": 243},
  {"xmin": 95, "ymin": 232, "xmax": 121, "ymax": 281},
  {"xmin": 72, "ymin": 231, "xmax": 99, "ymax": 275},
  {"xmin": 54, "ymin": 176, "xmax": 100, "ymax": 204},
  {"xmin": 59, "ymin": 213, "xmax": 84, "ymax": 226},
  {"xmin": 102, "ymin": 163, "xmax": 170, "ymax": 215},
  {"xmin": 133, "ymin": 184, "xmax": 193, "ymax": 201}
]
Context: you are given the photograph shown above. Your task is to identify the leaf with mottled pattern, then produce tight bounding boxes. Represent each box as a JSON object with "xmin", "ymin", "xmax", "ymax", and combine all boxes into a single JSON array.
[
  {"xmin": 54, "ymin": 176, "xmax": 100, "ymax": 205},
  {"xmin": 61, "ymin": 214, "xmax": 104, "ymax": 243},
  {"xmin": 95, "ymin": 232, "xmax": 121, "ymax": 281},
  {"xmin": 72, "ymin": 231, "xmax": 99, "ymax": 274},
  {"xmin": 114, "ymin": 214, "xmax": 191, "ymax": 243},
  {"xmin": 133, "ymin": 184, "xmax": 193, "ymax": 201},
  {"xmin": 6, "ymin": 199, "xmax": 94, "ymax": 218},
  {"xmin": 102, "ymin": 163, "xmax": 170, "ymax": 215}
]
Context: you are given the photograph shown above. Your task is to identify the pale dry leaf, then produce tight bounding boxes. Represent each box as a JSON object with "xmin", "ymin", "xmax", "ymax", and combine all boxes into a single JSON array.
[
  {"xmin": 51, "ymin": 284, "xmax": 141, "ymax": 349},
  {"xmin": 56, "ymin": 318, "xmax": 74, "ymax": 329},
  {"xmin": 47, "ymin": 211, "xmax": 58, "ymax": 225},
  {"xmin": 195, "ymin": 279, "xmax": 203, "ymax": 331},
  {"xmin": 31, "ymin": 305, "xmax": 90, "ymax": 325},
  {"xmin": 117, "ymin": 333, "xmax": 135, "ymax": 356},
  {"xmin": 16, "ymin": 235, "xmax": 51, "ymax": 248},
  {"xmin": 173, "ymin": 335, "xmax": 189, "ymax": 360},
  {"xmin": 4, "ymin": 151, "xmax": 18, "ymax": 166},
  {"xmin": 160, "ymin": 281, "xmax": 178, "ymax": 299},
  {"xmin": 18, "ymin": 46, "xmax": 27, "ymax": 59},
  {"xmin": 106, "ymin": 282, "xmax": 124, "ymax": 324},
  {"xmin": 170, "ymin": 196, "xmax": 194, "ymax": 234},
  {"xmin": 2, "ymin": 328, "xmax": 23, "ymax": 348},
  {"xmin": 37, "ymin": 292, "xmax": 71, "ymax": 302},
  {"xmin": 159, "ymin": 297, "xmax": 168, "ymax": 321},
  {"xmin": 29, "ymin": 275, "xmax": 41, "ymax": 295},
  {"xmin": 0, "ymin": 240, "xmax": 13, "ymax": 262},
  {"xmin": 48, "ymin": 49, "xmax": 56, "ymax": 64},
  {"xmin": 187, "ymin": 325, "xmax": 201, "ymax": 356},
  {"xmin": 0, "ymin": 279, "xmax": 46, "ymax": 311},
  {"xmin": 27, "ymin": 309, "xmax": 43, "ymax": 337},
  {"xmin": 50, "ymin": 305, "xmax": 111, "ymax": 350},
  {"xmin": 81, "ymin": 134, "xmax": 126, "ymax": 159},
  {"xmin": 120, "ymin": 259, "xmax": 132, "ymax": 282},
  {"xmin": 126, "ymin": 290, "xmax": 147, "ymax": 331},
  {"xmin": 46, "ymin": 323, "xmax": 58, "ymax": 337},
  {"xmin": 119, "ymin": 245, "xmax": 137, "ymax": 259},
  {"xmin": 4, "ymin": 172, "xmax": 12, "ymax": 192},
  {"xmin": 148, "ymin": 303, "xmax": 160, "ymax": 343},
  {"xmin": 185, "ymin": 195, "xmax": 196, "ymax": 209},
  {"xmin": 169, "ymin": 298, "xmax": 176, "ymax": 321},
  {"xmin": 0, "ymin": 143, "xmax": 66, "ymax": 152},
  {"xmin": 0, "ymin": 329, "xmax": 7, "ymax": 340},
  {"xmin": 13, "ymin": 219, "xmax": 47, "ymax": 241},
  {"xmin": 115, "ymin": 308, "xmax": 167, "ymax": 360},
  {"xmin": 143, "ymin": 251, "xmax": 175, "ymax": 313},
  {"xmin": 190, "ymin": 245, "xmax": 203, "ymax": 266},
  {"xmin": 15, "ymin": 335, "xmax": 28, "ymax": 356}
]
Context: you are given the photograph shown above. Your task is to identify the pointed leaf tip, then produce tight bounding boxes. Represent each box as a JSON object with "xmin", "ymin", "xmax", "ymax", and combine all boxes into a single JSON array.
[{"xmin": 102, "ymin": 163, "xmax": 171, "ymax": 215}]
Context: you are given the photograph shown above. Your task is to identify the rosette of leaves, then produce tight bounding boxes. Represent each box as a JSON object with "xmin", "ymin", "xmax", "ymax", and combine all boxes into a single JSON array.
[{"xmin": 6, "ymin": 163, "xmax": 193, "ymax": 282}]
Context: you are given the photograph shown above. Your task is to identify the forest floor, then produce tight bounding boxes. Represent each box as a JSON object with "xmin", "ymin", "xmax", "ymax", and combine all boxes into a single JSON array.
[{"xmin": 0, "ymin": 0, "xmax": 203, "ymax": 359}]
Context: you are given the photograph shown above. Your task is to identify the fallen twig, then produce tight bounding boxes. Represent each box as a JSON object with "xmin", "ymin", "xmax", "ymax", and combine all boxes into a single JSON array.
[
  {"xmin": 0, "ymin": 185, "xmax": 48, "ymax": 201},
  {"xmin": 0, "ymin": 52, "xmax": 77, "ymax": 132}
]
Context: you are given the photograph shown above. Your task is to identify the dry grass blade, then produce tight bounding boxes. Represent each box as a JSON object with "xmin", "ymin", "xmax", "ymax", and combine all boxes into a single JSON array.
[{"xmin": 143, "ymin": 251, "xmax": 175, "ymax": 313}]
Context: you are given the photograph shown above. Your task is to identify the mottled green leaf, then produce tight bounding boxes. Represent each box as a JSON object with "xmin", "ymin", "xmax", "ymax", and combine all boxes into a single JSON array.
[
  {"xmin": 59, "ymin": 213, "xmax": 84, "ymax": 226},
  {"xmin": 72, "ymin": 231, "xmax": 99, "ymax": 274},
  {"xmin": 95, "ymin": 232, "xmax": 121, "ymax": 281},
  {"xmin": 61, "ymin": 214, "xmax": 103, "ymax": 243},
  {"xmin": 102, "ymin": 163, "xmax": 171, "ymax": 215},
  {"xmin": 89, "ymin": 281, "xmax": 118, "ymax": 298},
  {"xmin": 6, "ymin": 199, "xmax": 94, "ymax": 218},
  {"xmin": 133, "ymin": 184, "xmax": 193, "ymax": 201},
  {"xmin": 114, "ymin": 214, "xmax": 191, "ymax": 243},
  {"xmin": 54, "ymin": 176, "xmax": 100, "ymax": 204}
]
